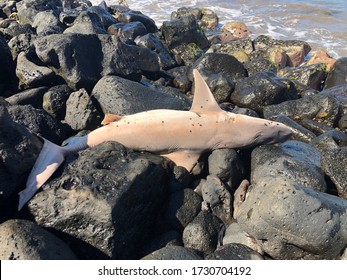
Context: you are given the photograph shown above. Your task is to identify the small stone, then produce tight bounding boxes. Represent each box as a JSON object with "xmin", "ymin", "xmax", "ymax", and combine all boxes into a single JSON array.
[
  {"xmin": 321, "ymin": 147, "xmax": 347, "ymax": 199},
  {"xmin": 65, "ymin": 88, "xmax": 102, "ymax": 131},
  {"xmin": 141, "ymin": 246, "xmax": 202, "ymax": 260},
  {"xmin": 207, "ymin": 243, "xmax": 264, "ymax": 260},
  {"xmin": 324, "ymin": 57, "xmax": 347, "ymax": 88},
  {"xmin": 222, "ymin": 22, "xmax": 251, "ymax": 39},
  {"xmin": 201, "ymin": 175, "xmax": 233, "ymax": 225},
  {"xmin": 43, "ymin": 84, "xmax": 73, "ymax": 120},
  {"xmin": 306, "ymin": 50, "xmax": 336, "ymax": 72},
  {"xmin": 183, "ymin": 211, "xmax": 223, "ymax": 256},
  {"xmin": 64, "ymin": 11, "xmax": 108, "ymax": 34},
  {"xmin": 208, "ymin": 149, "xmax": 245, "ymax": 187},
  {"xmin": 158, "ymin": 188, "xmax": 202, "ymax": 232},
  {"xmin": 0, "ymin": 219, "xmax": 77, "ymax": 260},
  {"xmin": 310, "ymin": 130, "xmax": 347, "ymax": 152}
]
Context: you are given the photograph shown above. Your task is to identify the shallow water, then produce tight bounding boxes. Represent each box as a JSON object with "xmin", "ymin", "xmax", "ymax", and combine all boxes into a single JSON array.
[{"xmin": 92, "ymin": 0, "xmax": 347, "ymax": 58}]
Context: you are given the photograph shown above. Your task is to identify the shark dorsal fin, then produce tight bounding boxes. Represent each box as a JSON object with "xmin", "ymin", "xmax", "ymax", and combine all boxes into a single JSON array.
[{"xmin": 190, "ymin": 69, "xmax": 222, "ymax": 114}]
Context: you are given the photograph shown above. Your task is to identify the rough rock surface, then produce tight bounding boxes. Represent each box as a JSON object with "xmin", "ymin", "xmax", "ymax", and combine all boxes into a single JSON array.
[
  {"xmin": 158, "ymin": 188, "xmax": 202, "ymax": 232},
  {"xmin": 251, "ymin": 141, "xmax": 327, "ymax": 193},
  {"xmin": 0, "ymin": 219, "xmax": 76, "ymax": 260},
  {"xmin": 92, "ymin": 75, "xmax": 191, "ymax": 115},
  {"xmin": 182, "ymin": 210, "xmax": 223, "ymax": 256},
  {"xmin": 321, "ymin": 147, "xmax": 347, "ymax": 199},
  {"xmin": 141, "ymin": 245, "xmax": 202, "ymax": 260},
  {"xmin": 34, "ymin": 34, "xmax": 160, "ymax": 90},
  {"xmin": 28, "ymin": 141, "xmax": 170, "ymax": 259},
  {"xmin": 235, "ymin": 177, "xmax": 347, "ymax": 259},
  {"xmin": 207, "ymin": 243, "xmax": 264, "ymax": 260},
  {"xmin": 0, "ymin": 101, "xmax": 42, "ymax": 208}
]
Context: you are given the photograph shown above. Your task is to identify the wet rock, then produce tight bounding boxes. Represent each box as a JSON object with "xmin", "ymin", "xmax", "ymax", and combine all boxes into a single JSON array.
[
  {"xmin": 324, "ymin": 57, "xmax": 347, "ymax": 89},
  {"xmin": 263, "ymin": 93, "xmax": 341, "ymax": 127},
  {"xmin": 251, "ymin": 141, "xmax": 327, "ymax": 193},
  {"xmin": 91, "ymin": 75, "xmax": 190, "ymax": 115},
  {"xmin": 108, "ymin": 21, "xmax": 147, "ymax": 41},
  {"xmin": 223, "ymin": 222, "xmax": 263, "ymax": 254},
  {"xmin": 5, "ymin": 87, "xmax": 48, "ymax": 108},
  {"xmin": 141, "ymin": 230, "xmax": 182, "ymax": 257},
  {"xmin": 235, "ymin": 176, "xmax": 347, "ymax": 259},
  {"xmin": 161, "ymin": 15, "xmax": 209, "ymax": 50},
  {"xmin": 16, "ymin": 51, "xmax": 65, "ymax": 90},
  {"xmin": 208, "ymin": 149, "xmax": 245, "ymax": 187},
  {"xmin": 244, "ymin": 58, "xmax": 277, "ymax": 76},
  {"xmin": 253, "ymin": 35, "xmax": 311, "ymax": 67},
  {"xmin": 65, "ymin": 88, "xmax": 102, "ymax": 131},
  {"xmin": 43, "ymin": 84, "xmax": 73, "ymax": 119},
  {"xmin": 171, "ymin": 43, "xmax": 204, "ymax": 66},
  {"xmin": 8, "ymin": 33, "xmax": 35, "ymax": 60},
  {"xmin": 33, "ymin": 10, "xmax": 65, "ymax": 36},
  {"xmin": 64, "ymin": 11, "xmax": 108, "ymax": 34},
  {"xmin": 158, "ymin": 188, "xmax": 202, "ymax": 232},
  {"xmin": 8, "ymin": 104, "xmax": 69, "ymax": 144},
  {"xmin": 199, "ymin": 8, "xmax": 219, "ymax": 30},
  {"xmin": 201, "ymin": 175, "xmax": 233, "ymax": 225},
  {"xmin": 231, "ymin": 71, "xmax": 297, "ymax": 113},
  {"xmin": 16, "ymin": 0, "xmax": 62, "ymax": 25},
  {"xmin": 0, "ymin": 219, "xmax": 77, "ymax": 260},
  {"xmin": 0, "ymin": 101, "xmax": 42, "ymax": 207},
  {"xmin": 207, "ymin": 243, "xmax": 264, "ymax": 260},
  {"xmin": 28, "ymin": 141, "xmax": 170, "ymax": 259},
  {"xmin": 277, "ymin": 64, "xmax": 327, "ymax": 90},
  {"xmin": 305, "ymin": 50, "xmax": 336, "ymax": 72},
  {"xmin": 222, "ymin": 22, "xmax": 251, "ymax": 39},
  {"xmin": 135, "ymin": 33, "xmax": 177, "ymax": 70},
  {"xmin": 275, "ymin": 115, "xmax": 315, "ymax": 143},
  {"xmin": 0, "ymin": 34, "xmax": 16, "ymax": 97},
  {"xmin": 168, "ymin": 66, "xmax": 191, "ymax": 93},
  {"xmin": 34, "ymin": 33, "xmax": 160, "ymax": 90},
  {"xmin": 310, "ymin": 130, "xmax": 347, "ymax": 152},
  {"xmin": 321, "ymin": 147, "xmax": 347, "ymax": 199},
  {"xmin": 182, "ymin": 210, "xmax": 223, "ymax": 256},
  {"xmin": 321, "ymin": 84, "xmax": 347, "ymax": 114},
  {"xmin": 192, "ymin": 53, "xmax": 247, "ymax": 82},
  {"xmin": 118, "ymin": 10, "xmax": 157, "ymax": 33},
  {"xmin": 141, "ymin": 245, "xmax": 202, "ymax": 260}
]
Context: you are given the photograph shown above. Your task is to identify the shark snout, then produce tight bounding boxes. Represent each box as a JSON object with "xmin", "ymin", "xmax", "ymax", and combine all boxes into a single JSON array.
[{"xmin": 263, "ymin": 121, "xmax": 292, "ymax": 144}]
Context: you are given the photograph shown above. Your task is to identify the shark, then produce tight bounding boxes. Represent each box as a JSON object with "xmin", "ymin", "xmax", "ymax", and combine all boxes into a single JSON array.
[{"xmin": 18, "ymin": 70, "xmax": 292, "ymax": 210}]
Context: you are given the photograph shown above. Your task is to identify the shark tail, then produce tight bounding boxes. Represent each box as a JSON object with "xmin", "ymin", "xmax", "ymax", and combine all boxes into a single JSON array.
[{"xmin": 18, "ymin": 138, "xmax": 65, "ymax": 211}]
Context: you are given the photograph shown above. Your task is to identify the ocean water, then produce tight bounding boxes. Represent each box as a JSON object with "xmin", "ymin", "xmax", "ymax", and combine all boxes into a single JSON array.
[{"xmin": 91, "ymin": 0, "xmax": 347, "ymax": 58}]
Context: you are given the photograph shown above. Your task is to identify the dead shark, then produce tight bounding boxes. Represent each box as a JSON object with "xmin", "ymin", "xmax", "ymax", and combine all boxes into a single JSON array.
[{"xmin": 18, "ymin": 70, "xmax": 292, "ymax": 210}]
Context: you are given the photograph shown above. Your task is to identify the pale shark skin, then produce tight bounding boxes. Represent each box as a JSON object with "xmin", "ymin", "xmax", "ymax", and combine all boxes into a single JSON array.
[{"xmin": 18, "ymin": 70, "xmax": 292, "ymax": 210}]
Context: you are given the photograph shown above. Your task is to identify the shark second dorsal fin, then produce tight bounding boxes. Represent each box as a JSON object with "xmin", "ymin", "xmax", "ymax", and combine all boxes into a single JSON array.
[
  {"xmin": 190, "ymin": 69, "xmax": 222, "ymax": 114},
  {"xmin": 101, "ymin": 114, "xmax": 123, "ymax": 125}
]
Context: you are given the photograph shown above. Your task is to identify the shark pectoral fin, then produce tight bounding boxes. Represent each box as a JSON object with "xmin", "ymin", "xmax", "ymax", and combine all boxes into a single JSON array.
[
  {"xmin": 101, "ymin": 114, "xmax": 123, "ymax": 125},
  {"xmin": 18, "ymin": 138, "xmax": 65, "ymax": 211},
  {"xmin": 161, "ymin": 150, "xmax": 201, "ymax": 173},
  {"xmin": 190, "ymin": 69, "xmax": 222, "ymax": 114}
]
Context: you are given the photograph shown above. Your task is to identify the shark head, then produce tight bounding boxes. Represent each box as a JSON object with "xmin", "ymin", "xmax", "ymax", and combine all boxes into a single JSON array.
[
  {"xmin": 223, "ymin": 111, "xmax": 292, "ymax": 148},
  {"xmin": 191, "ymin": 69, "xmax": 292, "ymax": 149}
]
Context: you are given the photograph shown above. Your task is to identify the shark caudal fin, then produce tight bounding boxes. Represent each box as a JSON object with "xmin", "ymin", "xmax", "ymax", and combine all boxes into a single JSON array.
[{"xmin": 18, "ymin": 138, "xmax": 65, "ymax": 211}]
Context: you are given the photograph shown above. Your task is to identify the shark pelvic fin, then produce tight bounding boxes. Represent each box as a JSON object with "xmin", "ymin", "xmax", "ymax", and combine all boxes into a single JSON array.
[
  {"xmin": 190, "ymin": 69, "xmax": 222, "ymax": 114},
  {"xmin": 18, "ymin": 138, "xmax": 65, "ymax": 211},
  {"xmin": 161, "ymin": 150, "xmax": 201, "ymax": 173},
  {"xmin": 101, "ymin": 114, "xmax": 124, "ymax": 125}
]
